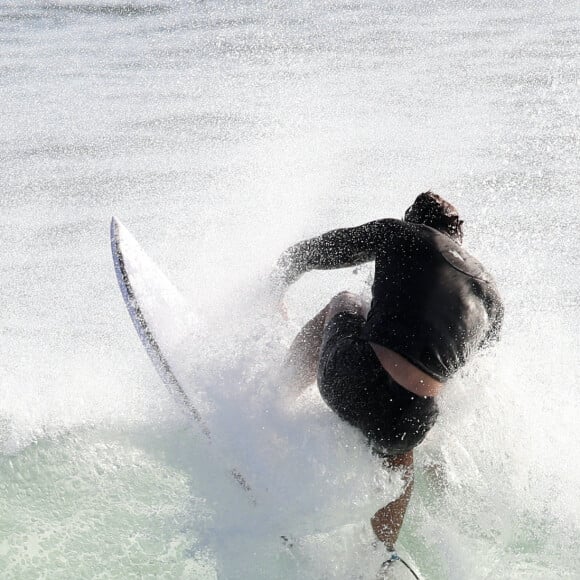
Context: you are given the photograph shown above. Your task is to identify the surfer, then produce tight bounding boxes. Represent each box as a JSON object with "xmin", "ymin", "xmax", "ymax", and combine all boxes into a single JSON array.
[{"xmin": 271, "ymin": 191, "xmax": 504, "ymax": 560}]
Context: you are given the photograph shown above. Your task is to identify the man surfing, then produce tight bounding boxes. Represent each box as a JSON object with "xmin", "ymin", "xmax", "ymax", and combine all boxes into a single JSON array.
[{"xmin": 271, "ymin": 191, "xmax": 504, "ymax": 571}]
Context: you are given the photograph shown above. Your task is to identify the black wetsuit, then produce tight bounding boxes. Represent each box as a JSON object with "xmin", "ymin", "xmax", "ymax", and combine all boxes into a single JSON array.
[{"xmin": 276, "ymin": 218, "xmax": 504, "ymax": 454}]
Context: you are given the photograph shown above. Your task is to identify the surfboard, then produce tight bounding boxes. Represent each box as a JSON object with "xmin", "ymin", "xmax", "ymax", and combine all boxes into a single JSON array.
[{"xmin": 110, "ymin": 217, "xmax": 256, "ymax": 502}]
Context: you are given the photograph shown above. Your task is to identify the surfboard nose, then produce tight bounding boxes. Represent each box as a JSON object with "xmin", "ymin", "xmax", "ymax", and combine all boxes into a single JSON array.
[
  {"xmin": 111, "ymin": 216, "xmax": 121, "ymax": 235},
  {"xmin": 111, "ymin": 216, "xmax": 130, "ymax": 242}
]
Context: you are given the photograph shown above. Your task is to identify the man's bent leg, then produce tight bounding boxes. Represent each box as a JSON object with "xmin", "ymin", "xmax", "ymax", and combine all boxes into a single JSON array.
[
  {"xmin": 323, "ymin": 290, "xmax": 367, "ymax": 323},
  {"xmin": 282, "ymin": 303, "xmax": 330, "ymax": 392},
  {"xmin": 370, "ymin": 450, "xmax": 414, "ymax": 550},
  {"xmin": 283, "ymin": 291, "xmax": 365, "ymax": 393}
]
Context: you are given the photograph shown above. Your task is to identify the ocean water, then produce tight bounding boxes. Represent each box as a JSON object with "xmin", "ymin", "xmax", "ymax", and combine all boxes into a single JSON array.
[{"xmin": 1, "ymin": 0, "xmax": 579, "ymax": 578}]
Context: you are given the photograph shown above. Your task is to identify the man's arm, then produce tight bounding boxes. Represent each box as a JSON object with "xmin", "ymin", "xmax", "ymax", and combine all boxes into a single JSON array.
[
  {"xmin": 488, "ymin": 292, "xmax": 504, "ymax": 343},
  {"xmin": 271, "ymin": 218, "xmax": 395, "ymax": 294},
  {"xmin": 481, "ymin": 282, "xmax": 504, "ymax": 347}
]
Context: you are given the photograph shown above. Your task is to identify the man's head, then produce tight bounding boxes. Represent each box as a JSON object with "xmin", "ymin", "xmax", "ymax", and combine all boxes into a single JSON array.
[{"xmin": 404, "ymin": 191, "xmax": 464, "ymax": 243}]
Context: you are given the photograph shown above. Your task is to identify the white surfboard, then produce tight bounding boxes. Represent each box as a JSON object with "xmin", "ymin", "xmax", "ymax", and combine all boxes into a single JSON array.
[{"xmin": 110, "ymin": 217, "xmax": 256, "ymax": 502}]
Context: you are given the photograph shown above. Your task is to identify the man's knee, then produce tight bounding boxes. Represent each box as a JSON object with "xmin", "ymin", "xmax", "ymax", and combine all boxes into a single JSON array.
[
  {"xmin": 383, "ymin": 449, "xmax": 414, "ymax": 474},
  {"xmin": 325, "ymin": 291, "xmax": 365, "ymax": 323}
]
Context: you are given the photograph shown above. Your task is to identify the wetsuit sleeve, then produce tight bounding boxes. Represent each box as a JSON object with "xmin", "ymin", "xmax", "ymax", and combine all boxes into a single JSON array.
[
  {"xmin": 271, "ymin": 219, "xmax": 393, "ymax": 293},
  {"xmin": 482, "ymin": 287, "xmax": 504, "ymax": 346}
]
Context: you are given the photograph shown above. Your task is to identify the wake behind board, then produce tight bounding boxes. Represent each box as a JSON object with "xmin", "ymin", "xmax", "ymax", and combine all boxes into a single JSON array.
[
  {"xmin": 110, "ymin": 218, "xmax": 423, "ymax": 579},
  {"xmin": 110, "ymin": 217, "xmax": 255, "ymax": 502}
]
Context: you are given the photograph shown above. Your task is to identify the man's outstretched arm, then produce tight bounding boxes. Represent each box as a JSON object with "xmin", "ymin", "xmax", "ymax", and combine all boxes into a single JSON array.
[
  {"xmin": 371, "ymin": 450, "xmax": 414, "ymax": 550},
  {"xmin": 271, "ymin": 218, "xmax": 395, "ymax": 293}
]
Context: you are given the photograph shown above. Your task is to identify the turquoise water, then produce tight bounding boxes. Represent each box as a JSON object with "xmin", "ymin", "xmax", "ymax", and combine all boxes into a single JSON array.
[
  {"xmin": 0, "ymin": 427, "xmax": 213, "ymax": 578},
  {"xmin": 1, "ymin": 0, "xmax": 579, "ymax": 577}
]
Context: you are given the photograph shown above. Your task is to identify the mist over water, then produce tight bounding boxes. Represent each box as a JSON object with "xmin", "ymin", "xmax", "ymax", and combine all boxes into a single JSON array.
[{"xmin": 1, "ymin": 0, "xmax": 579, "ymax": 578}]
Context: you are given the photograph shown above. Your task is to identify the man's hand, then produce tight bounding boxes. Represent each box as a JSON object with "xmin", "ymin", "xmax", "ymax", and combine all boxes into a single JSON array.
[{"xmin": 276, "ymin": 299, "xmax": 289, "ymax": 320}]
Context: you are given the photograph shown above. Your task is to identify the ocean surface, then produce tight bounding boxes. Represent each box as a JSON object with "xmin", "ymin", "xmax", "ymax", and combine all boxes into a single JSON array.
[{"xmin": 1, "ymin": 0, "xmax": 579, "ymax": 578}]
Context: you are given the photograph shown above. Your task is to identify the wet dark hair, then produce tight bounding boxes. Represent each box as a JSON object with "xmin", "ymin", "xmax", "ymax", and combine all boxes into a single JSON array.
[{"xmin": 404, "ymin": 190, "xmax": 464, "ymax": 243}]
